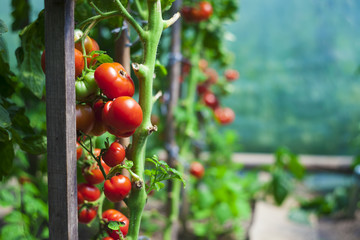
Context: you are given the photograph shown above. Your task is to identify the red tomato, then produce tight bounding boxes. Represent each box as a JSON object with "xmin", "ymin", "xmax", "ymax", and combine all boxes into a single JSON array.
[
  {"xmin": 190, "ymin": 161, "xmax": 205, "ymax": 179},
  {"xmin": 89, "ymin": 99, "xmax": 107, "ymax": 136},
  {"xmin": 76, "ymin": 104, "xmax": 95, "ymax": 134},
  {"xmin": 198, "ymin": 59, "xmax": 208, "ymax": 71},
  {"xmin": 102, "ymin": 209, "xmax": 129, "ymax": 238},
  {"xmin": 78, "ymin": 206, "xmax": 97, "ymax": 224},
  {"xmin": 204, "ymin": 68, "xmax": 218, "ymax": 85},
  {"xmin": 197, "ymin": 83, "xmax": 209, "ymax": 95},
  {"xmin": 198, "ymin": 1, "xmax": 213, "ymax": 20},
  {"xmin": 76, "ymin": 142, "xmax": 83, "ymax": 160},
  {"xmin": 77, "ymin": 183, "xmax": 101, "ymax": 203},
  {"xmin": 41, "ymin": 49, "xmax": 84, "ymax": 77},
  {"xmin": 75, "ymin": 35, "xmax": 93, "ymax": 55},
  {"xmin": 104, "ymin": 175, "xmax": 131, "ymax": 202},
  {"xmin": 103, "ymin": 142, "xmax": 126, "ymax": 167},
  {"xmin": 214, "ymin": 107, "xmax": 235, "ymax": 125},
  {"xmin": 224, "ymin": 69, "xmax": 240, "ymax": 81},
  {"xmin": 202, "ymin": 91, "xmax": 219, "ymax": 109},
  {"xmin": 83, "ymin": 160, "xmax": 111, "ymax": 185},
  {"xmin": 103, "ymin": 238, "xmax": 114, "ymax": 240},
  {"xmin": 94, "ymin": 62, "xmax": 135, "ymax": 99},
  {"xmin": 181, "ymin": 6, "xmax": 194, "ymax": 22},
  {"xmin": 102, "ymin": 97, "xmax": 143, "ymax": 138},
  {"xmin": 88, "ymin": 38, "xmax": 100, "ymax": 66}
]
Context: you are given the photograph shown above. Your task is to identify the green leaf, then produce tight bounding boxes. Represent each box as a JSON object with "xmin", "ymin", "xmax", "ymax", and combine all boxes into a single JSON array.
[
  {"xmin": 4, "ymin": 211, "xmax": 23, "ymax": 223},
  {"xmin": 0, "ymin": 140, "xmax": 14, "ymax": 177},
  {"xmin": 155, "ymin": 182, "xmax": 165, "ymax": 191},
  {"xmin": 155, "ymin": 60, "xmax": 167, "ymax": 76},
  {"xmin": 17, "ymin": 135, "xmax": 47, "ymax": 154},
  {"xmin": 192, "ymin": 222, "xmax": 208, "ymax": 237},
  {"xmin": 0, "ymin": 19, "xmax": 8, "ymax": 34},
  {"xmin": 0, "ymin": 223, "xmax": 26, "ymax": 240},
  {"xmin": 0, "ymin": 187, "xmax": 17, "ymax": 206},
  {"xmin": 18, "ymin": 11, "xmax": 45, "ymax": 98},
  {"xmin": 288, "ymin": 155, "xmax": 305, "ymax": 179},
  {"xmin": 161, "ymin": 0, "xmax": 175, "ymax": 11},
  {"xmin": 270, "ymin": 169, "xmax": 291, "ymax": 205},
  {"xmin": 108, "ymin": 221, "xmax": 120, "ymax": 231},
  {"xmin": 214, "ymin": 202, "xmax": 232, "ymax": 225},
  {"xmin": 11, "ymin": 0, "xmax": 30, "ymax": 31},
  {"xmin": 0, "ymin": 105, "xmax": 11, "ymax": 128}
]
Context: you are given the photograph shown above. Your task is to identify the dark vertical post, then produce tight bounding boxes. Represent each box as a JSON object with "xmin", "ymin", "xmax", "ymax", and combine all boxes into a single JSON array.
[{"xmin": 44, "ymin": 0, "xmax": 77, "ymax": 239}]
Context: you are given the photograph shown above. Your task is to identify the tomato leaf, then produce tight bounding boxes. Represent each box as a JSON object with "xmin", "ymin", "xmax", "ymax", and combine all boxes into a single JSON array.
[
  {"xmin": 107, "ymin": 221, "xmax": 120, "ymax": 231},
  {"xmin": 18, "ymin": 11, "xmax": 45, "ymax": 99},
  {"xmin": 0, "ymin": 19, "xmax": 8, "ymax": 34},
  {"xmin": 11, "ymin": 0, "xmax": 30, "ymax": 31},
  {"xmin": 0, "ymin": 105, "xmax": 11, "ymax": 129},
  {"xmin": 0, "ymin": 140, "xmax": 14, "ymax": 177}
]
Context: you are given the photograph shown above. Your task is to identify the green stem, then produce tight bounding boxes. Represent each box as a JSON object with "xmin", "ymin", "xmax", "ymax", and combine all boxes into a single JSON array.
[{"xmin": 125, "ymin": 1, "xmax": 164, "ymax": 240}]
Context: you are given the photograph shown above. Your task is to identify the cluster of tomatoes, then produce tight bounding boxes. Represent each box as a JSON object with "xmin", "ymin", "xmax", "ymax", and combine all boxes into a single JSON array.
[
  {"xmin": 195, "ymin": 59, "xmax": 238, "ymax": 125},
  {"xmin": 42, "ymin": 29, "xmax": 142, "ymax": 239},
  {"xmin": 181, "ymin": 1, "xmax": 213, "ymax": 22},
  {"xmin": 76, "ymin": 144, "xmax": 130, "ymax": 239}
]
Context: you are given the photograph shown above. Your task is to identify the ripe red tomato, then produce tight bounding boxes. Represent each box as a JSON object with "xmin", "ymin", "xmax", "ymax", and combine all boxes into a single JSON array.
[
  {"xmin": 76, "ymin": 104, "xmax": 95, "ymax": 134},
  {"xmin": 94, "ymin": 62, "xmax": 135, "ymax": 99},
  {"xmin": 204, "ymin": 68, "xmax": 218, "ymax": 85},
  {"xmin": 181, "ymin": 6, "xmax": 194, "ymax": 22},
  {"xmin": 224, "ymin": 69, "xmax": 240, "ymax": 81},
  {"xmin": 102, "ymin": 209, "xmax": 129, "ymax": 238},
  {"xmin": 197, "ymin": 83, "xmax": 209, "ymax": 95},
  {"xmin": 103, "ymin": 142, "xmax": 126, "ymax": 167},
  {"xmin": 198, "ymin": 1, "xmax": 213, "ymax": 20},
  {"xmin": 198, "ymin": 59, "xmax": 208, "ymax": 71},
  {"xmin": 77, "ymin": 183, "xmax": 101, "ymax": 203},
  {"xmin": 214, "ymin": 107, "xmax": 235, "ymax": 125},
  {"xmin": 41, "ymin": 49, "xmax": 84, "ymax": 77},
  {"xmin": 102, "ymin": 237, "xmax": 114, "ymax": 240},
  {"xmin": 76, "ymin": 142, "xmax": 83, "ymax": 160},
  {"xmin": 102, "ymin": 97, "xmax": 143, "ymax": 138},
  {"xmin": 75, "ymin": 35, "xmax": 93, "ymax": 55},
  {"xmin": 78, "ymin": 206, "xmax": 97, "ymax": 224},
  {"xmin": 83, "ymin": 160, "xmax": 111, "ymax": 185},
  {"xmin": 88, "ymin": 38, "xmax": 100, "ymax": 66},
  {"xmin": 89, "ymin": 99, "xmax": 107, "ymax": 136},
  {"xmin": 190, "ymin": 161, "xmax": 205, "ymax": 179},
  {"xmin": 104, "ymin": 175, "xmax": 131, "ymax": 202},
  {"xmin": 202, "ymin": 91, "xmax": 219, "ymax": 109}
]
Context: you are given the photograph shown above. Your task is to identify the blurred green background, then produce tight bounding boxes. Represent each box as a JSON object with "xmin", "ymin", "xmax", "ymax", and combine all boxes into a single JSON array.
[
  {"xmin": 223, "ymin": 0, "xmax": 360, "ymax": 155},
  {"xmin": 2, "ymin": 0, "xmax": 360, "ymax": 155}
]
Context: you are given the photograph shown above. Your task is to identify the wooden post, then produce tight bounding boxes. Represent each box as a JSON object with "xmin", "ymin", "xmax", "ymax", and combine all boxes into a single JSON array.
[{"xmin": 45, "ymin": 0, "xmax": 78, "ymax": 239}]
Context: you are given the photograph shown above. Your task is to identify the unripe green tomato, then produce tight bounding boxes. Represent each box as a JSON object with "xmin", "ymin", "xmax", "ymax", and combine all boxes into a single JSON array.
[{"xmin": 75, "ymin": 71, "xmax": 99, "ymax": 101}]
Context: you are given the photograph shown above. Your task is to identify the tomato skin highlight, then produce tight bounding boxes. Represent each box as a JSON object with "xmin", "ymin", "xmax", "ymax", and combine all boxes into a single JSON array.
[
  {"xmin": 104, "ymin": 175, "xmax": 131, "ymax": 202},
  {"xmin": 103, "ymin": 142, "xmax": 126, "ymax": 167},
  {"xmin": 190, "ymin": 161, "xmax": 205, "ymax": 179},
  {"xmin": 102, "ymin": 209, "xmax": 129, "ymax": 238},
  {"xmin": 94, "ymin": 62, "xmax": 135, "ymax": 99},
  {"xmin": 102, "ymin": 97, "xmax": 143, "ymax": 138}
]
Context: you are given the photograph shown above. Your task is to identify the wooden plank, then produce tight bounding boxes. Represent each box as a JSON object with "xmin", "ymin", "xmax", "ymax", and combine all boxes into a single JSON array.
[{"xmin": 44, "ymin": 0, "xmax": 77, "ymax": 239}]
